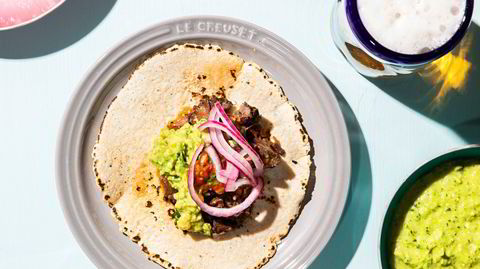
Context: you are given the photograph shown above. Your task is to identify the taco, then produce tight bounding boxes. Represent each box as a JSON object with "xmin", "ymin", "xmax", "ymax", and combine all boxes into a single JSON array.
[{"xmin": 93, "ymin": 43, "xmax": 311, "ymax": 269}]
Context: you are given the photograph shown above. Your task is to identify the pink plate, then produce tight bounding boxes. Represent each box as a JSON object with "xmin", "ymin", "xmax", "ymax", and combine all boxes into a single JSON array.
[{"xmin": 0, "ymin": 0, "xmax": 64, "ymax": 30}]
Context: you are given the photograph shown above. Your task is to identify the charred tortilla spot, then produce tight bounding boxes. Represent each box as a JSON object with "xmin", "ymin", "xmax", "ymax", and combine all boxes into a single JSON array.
[
  {"xmin": 229, "ymin": 69, "xmax": 237, "ymax": 80},
  {"xmin": 112, "ymin": 207, "xmax": 122, "ymax": 221},
  {"xmin": 185, "ymin": 44, "xmax": 195, "ymax": 48},
  {"xmin": 141, "ymin": 245, "xmax": 150, "ymax": 254},
  {"xmin": 191, "ymin": 92, "xmax": 201, "ymax": 97},
  {"xmin": 146, "ymin": 201, "xmax": 153, "ymax": 208},
  {"xmin": 264, "ymin": 195, "xmax": 276, "ymax": 205},
  {"xmin": 104, "ymin": 195, "xmax": 110, "ymax": 200},
  {"xmin": 97, "ymin": 178, "xmax": 105, "ymax": 191},
  {"xmin": 292, "ymin": 160, "xmax": 298, "ymax": 164},
  {"xmin": 195, "ymin": 45, "xmax": 204, "ymax": 49},
  {"xmin": 228, "ymin": 52, "xmax": 234, "ymax": 55},
  {"xmin": 216, "ymin": 48, "xmax": 221, "ymax": 52},
  {"xmin": 132, "ymin": 235, "xmax": 141, "ymax": 242},
  {"xmin": 122, "ymin": 232, "xmax": 128, "ymax": 237},
  {"xmin": 170, "ymin": 47, "xmax": 178, "ymax": 52}
]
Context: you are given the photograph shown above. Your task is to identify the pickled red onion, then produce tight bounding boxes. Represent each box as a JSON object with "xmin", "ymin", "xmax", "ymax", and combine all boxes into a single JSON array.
[
  {"xmin": 188, "ymin": 144, "xmax": 263, "ymax": 218},
  {"xmin": 204, "ymin": 145, "xmax": 227, "ymax": 184}
]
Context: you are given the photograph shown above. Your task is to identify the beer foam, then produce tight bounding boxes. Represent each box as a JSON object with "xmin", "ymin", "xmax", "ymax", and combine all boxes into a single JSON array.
[{"xmin": 357, "ymin": 0, "xmax": 466, "ymax": 55}]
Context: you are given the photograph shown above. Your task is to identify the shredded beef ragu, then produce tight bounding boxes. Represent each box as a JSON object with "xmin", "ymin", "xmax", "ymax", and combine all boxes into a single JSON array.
[
  {"xmin": 165, "ymin": 95, "xmax": 285, "ymax": 235},
  {"xmin": 167, "ymin": 96, "xmax": 233, "ymax": 129},
  {"xmin": 160, "ymin": 176, "xmax": 177, "ymax": 205},
  {"xmin": 171, "ymin": 95, "xmax": 285, "ymax": 167},
  {"xmin": 201, "ymin": 185, "xmax": 253, "ymax": 234}
]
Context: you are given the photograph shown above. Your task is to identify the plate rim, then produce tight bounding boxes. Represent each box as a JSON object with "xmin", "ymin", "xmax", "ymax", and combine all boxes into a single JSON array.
[{"xmin": 56, "ymin": 15, "xmax": 351, "ymax": 269}]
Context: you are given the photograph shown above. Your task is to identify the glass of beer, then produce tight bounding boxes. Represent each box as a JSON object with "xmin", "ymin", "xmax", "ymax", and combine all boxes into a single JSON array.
[{"xmin": 331, "ymin": 0, "xmax": 474, "ymax": 77}]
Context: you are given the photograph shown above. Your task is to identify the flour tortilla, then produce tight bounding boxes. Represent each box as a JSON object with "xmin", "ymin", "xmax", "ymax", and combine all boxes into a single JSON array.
[{"xmin": 93, "ymin": 43, "xmax": 311, "ymax": 269}]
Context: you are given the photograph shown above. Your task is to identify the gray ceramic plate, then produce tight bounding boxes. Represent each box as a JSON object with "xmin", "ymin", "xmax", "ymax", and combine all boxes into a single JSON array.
[{"xmin": 56, "ymin": 16, "xmax": 351, "ymax": 269}]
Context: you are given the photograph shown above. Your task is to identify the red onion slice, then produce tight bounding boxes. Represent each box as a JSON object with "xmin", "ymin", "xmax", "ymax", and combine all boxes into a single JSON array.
[
  {"xmin": 214, "ymin": 102, "xmax": 248, "ymax": 144},
  {"xmin": 188, "ymin": 144, "xmax": 263, "ymax": 218},
  {"xmin": 218, "ymin": 161, "xmax": 239, "ymax": 181},
  {"xmin": 207, "ymin": 104, "xmax": 254, "ymax": 184},
  {"xmin": 213, "ymin": 102, "xmax": 264, "ymax": 176},
  {"xmin": 204, "ymin": 145, "xmax": 227, "ymax": 184},
  {"xmin": 199, "ymin": 121, "xmax": 257, "ymax": 185},
  {"xmin": 200, "ymin": 120, "xmax": 265, "ymax": 182},
  {"xmin": 225, "ymin": 177, "xmax": 251, "ymax": 192}
]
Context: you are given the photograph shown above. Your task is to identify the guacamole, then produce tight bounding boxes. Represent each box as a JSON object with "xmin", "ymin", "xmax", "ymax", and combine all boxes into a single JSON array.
[
  {"xmin": 149, "ymin": 122, "xmax": 212, "ymax": 236},
  {"xmin": 391, "ymin": 162, "xmax": 480, "ymax": 269}
]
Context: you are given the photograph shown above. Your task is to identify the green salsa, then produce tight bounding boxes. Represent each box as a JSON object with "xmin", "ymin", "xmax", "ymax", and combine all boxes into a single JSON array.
[
  {"xmin": 149, "ymin": 122, "xmax": 212, "ymax": 236},
  {"xmin": 391, "ymin": 162, "xmax": 480, "ymax": 269}
]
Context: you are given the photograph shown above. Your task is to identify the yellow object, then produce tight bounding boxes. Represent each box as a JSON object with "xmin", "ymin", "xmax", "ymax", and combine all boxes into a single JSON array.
[
  {"xmin": 420, "ymin": 33, "xmax": 473, "ymax": 106},
  {"xmin": 391, "ymin": 163, "xmax": 480, "ymax": 268}
]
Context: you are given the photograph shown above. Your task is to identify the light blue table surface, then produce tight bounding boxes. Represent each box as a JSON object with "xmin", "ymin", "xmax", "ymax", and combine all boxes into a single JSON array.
[{"xmin": 1, "ymin": 1, "xmax": 478, "ymax": 268}]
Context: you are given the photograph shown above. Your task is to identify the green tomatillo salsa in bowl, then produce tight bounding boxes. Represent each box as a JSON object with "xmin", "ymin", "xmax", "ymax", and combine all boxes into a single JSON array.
[{"xmin": 380, "ymin": 145, "xmax": 480, "ymax": 269}]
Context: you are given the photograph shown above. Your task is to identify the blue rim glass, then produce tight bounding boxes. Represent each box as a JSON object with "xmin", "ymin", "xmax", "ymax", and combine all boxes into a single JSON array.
[{"xmin": 346, "ymin": 0, "xmax": 474, "ymax": 65}]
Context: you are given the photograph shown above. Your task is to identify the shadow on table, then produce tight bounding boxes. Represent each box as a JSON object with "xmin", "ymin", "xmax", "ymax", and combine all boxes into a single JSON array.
[
  {"xmin": 311, "ymin": 79, "xmax": 373, "ymax": 269},
  {"xmin": 365, "ymin": 22, "xmax": 480, "ymax": 145},
  {"xmin": 0, "ymin": 0, "xmax": 116, "ymax": 59}
]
